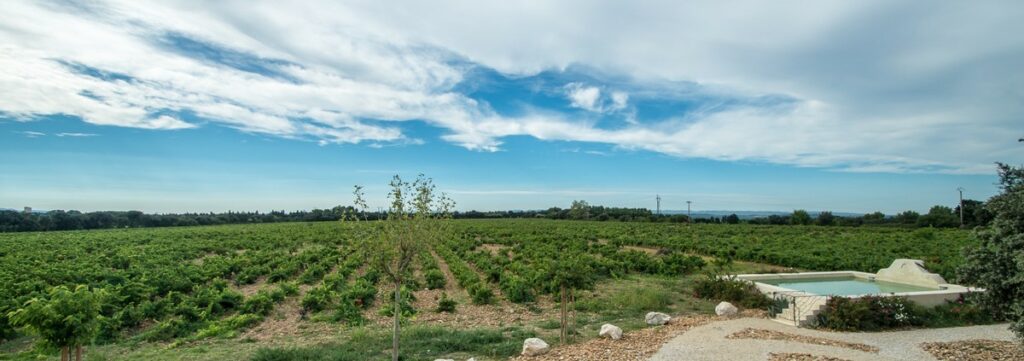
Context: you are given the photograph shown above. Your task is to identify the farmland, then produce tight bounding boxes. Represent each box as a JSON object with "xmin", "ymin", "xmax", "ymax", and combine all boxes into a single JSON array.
[{"xmin": 0, "ymin": 219, "xmax": 975, "ymax": 360}]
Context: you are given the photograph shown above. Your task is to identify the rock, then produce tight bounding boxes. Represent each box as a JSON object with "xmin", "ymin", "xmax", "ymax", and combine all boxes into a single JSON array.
[
  {"xmin": 433, "ymin": 359, "xmax": 454, "ymax": 361},
  {"xmin": 467, "ymin": 358, "xmax": 477, "ymax": 361},
  {"xmin": 645, "ymin": 312, "xmax": 671, "ymax": 325},
  {"xmin": 715, "ymin": 301, "xmax": 738, "ymax": 316},
  {"xmin": 521, "ymin": 337, "xmax": 550, "ymax": 356},
  {"xmin": 599, "ymin": 323, "xmax": 623, "ymax": 340}
]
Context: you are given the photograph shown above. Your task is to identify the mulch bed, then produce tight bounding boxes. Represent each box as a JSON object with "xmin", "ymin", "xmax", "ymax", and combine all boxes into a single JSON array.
[
  {"xmin": 921, "ymin": 339, "xmax": 1024, "ymax": 361},
  {"xmin": 726, "ymin": 328, "xmax": 879, "ymax": 353}
]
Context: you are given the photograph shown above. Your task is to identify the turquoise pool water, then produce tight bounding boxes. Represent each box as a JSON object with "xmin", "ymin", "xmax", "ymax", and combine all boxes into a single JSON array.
[{"xmin": 762, "ymin": 277, "xmax": 936, "ymax": 296}]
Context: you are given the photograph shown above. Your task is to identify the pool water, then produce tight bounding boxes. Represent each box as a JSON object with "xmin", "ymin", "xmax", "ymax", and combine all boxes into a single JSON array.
[{"xmin": 762, "ymin": 277, "xmax": 936, "ymax": 296}]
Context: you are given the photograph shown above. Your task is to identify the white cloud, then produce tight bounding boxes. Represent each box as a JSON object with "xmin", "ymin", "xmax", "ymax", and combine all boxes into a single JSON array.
[
  {"xmin": 19, "ymin": 131, "xmax": 45, "ymax": 138},
  {"xmin": 565, "ymin": 83, "xmax": 602, "ymax": 111},
  {"xmin": 55, "ymin": 132, "xmax": 99, "ymax": 137},
  {"xmin": 0, "ymin": 0, "xmax": 1020, "ymax": 174}
]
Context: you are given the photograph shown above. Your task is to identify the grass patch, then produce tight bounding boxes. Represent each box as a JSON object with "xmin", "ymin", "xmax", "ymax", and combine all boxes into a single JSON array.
[{"xmin": 251, "ymin": 326, "xmax": 534, "ymax": 361}]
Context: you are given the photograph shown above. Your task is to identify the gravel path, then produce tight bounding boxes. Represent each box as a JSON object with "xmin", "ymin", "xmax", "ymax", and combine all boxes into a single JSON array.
[{"xmin": 649, "ymin": 318, "xmax": 1014, "ymax": 361}]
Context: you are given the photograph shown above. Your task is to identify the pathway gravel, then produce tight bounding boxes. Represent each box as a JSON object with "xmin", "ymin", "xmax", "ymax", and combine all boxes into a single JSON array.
[{"xmin": 649, "ymin": 318, "xmax": 1014, "ymax": 361}]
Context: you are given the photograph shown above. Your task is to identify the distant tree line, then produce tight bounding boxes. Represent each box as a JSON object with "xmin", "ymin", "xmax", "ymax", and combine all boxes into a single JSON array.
[{"xmin": 0, "ymin": 197, "xmax": 992, "ymax": 233}]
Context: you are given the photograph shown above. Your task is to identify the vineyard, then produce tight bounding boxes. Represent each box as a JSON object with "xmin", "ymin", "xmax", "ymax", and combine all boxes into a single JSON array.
[{"xmin": 0, "ymin": 219, "xmax": 974, "ymax": 359}]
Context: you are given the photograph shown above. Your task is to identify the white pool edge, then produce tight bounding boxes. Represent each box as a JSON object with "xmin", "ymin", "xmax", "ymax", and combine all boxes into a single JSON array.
[{"xmin": 733, "ymin": 271, "xmax": 980, "ymax": 307}]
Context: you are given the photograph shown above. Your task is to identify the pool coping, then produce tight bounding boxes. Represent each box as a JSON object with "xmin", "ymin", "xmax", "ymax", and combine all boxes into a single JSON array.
[{"xmin": 733, "ymin": 271, "xmax": 977, "ymax": 305}]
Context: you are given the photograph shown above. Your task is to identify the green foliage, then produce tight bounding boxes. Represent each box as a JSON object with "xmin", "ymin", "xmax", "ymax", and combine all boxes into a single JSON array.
[
  {"xmin": 424, "ymin": 270, "xmax": 446, "ymax": 290},
  {"xmin": 469, "ymin": 285, "xmax": 494, "ymax": 305},
  {"xmin": 378, "ymin": 286, "xmax": 417, "ymax": 318},
  {"xmin": 8, "ymin": 285, "xmax": 105, "ymax": 348},
  {"xmin": 436, "ymin": 293, "xmax": 457, "ymax": 313},
  {"xmin": 301, "ymin": 285, "xmax": 334, "ymax": 313},
  {"xmin": 815, "ymin": 296, "xmax": 920, "ymax": 331},
  {"xmin": 692, "ymin": 276, "xmax": 770, "ymax": 309},
  {"xmin": 958, "ymin": 160, "xmax": 1024, "ymax": 340}
]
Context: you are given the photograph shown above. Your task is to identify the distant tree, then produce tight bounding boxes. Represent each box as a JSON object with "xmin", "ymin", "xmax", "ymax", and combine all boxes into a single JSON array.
[
  {"xmin": 918, "ymin": 205, "xmax": 959, "ymax": 228},
  {"xmin": 9, "ymin": 285, "xmax": 105, "ymax": 361},
  {"xmin": 862, "ymin": 211, "xmax": 886, "ymax": 225},
  {"xmin": 816, "ymin": 211, "xmax": 836, "ymax": 226},
  {"xmin": 568, "ymin": 200, "xmax": 591, "ymax": 220},
  {"xmin": 959, "ymin": 153, "xmax": 1024, "ymax": 340},
  {"xmin": 724, "ymin": 214, "xmax": 740, "ymax": 224},
  {"xmin": 956, "ymin": 199, "xmax": 994, "ymax": 228},
  {"xmin": 355, "ymin": 175, "xmax": 454, "ymax": 361},
  {"xmin": 894, "ymin": 210, "xmax": 920, "ymax": 225},
  {"xmin": 791, "ymin": 210, "xmax": 811, "ymax": 225}
]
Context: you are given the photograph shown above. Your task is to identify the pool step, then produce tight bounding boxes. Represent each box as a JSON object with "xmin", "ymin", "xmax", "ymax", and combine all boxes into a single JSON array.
[{"xmin": 774, "ymin": 296, "xmax": 829, "ymax": 326}]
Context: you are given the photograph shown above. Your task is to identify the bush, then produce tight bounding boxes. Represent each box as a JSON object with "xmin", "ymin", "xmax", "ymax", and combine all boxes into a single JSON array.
[
  {"xmin": 500, "ymin": 276, "xmax": 535, "ymax": 303},
  {"xmin": 242, "ymin": 292, "xmax": 276, "ymax": 316},
  {"xmin": 692, "ymin": 275, "xmax": 770, "ymax": 309},
  {"xmin": 436, "ymin": 292, "xmax": 457, "ymax": 313},
  {"xmin": 815, "ymin": 296, "xmax": 921, "ymax": 331},
  {"xmin": 469, "ymin": 285, "xmax": 494, "ymax": 305},
  {"xmin": 424, "ymin": 270, "xmax": 447, "ymax": 290},
  {"xmin": 301, "ymin": 285, "xmax": 334, "ymax": 313}
]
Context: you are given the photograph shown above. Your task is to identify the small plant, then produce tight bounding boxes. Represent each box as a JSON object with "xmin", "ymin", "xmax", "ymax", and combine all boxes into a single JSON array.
[
  {"xmin": 470, "ymin": 285, "xmax": 494, "ymax": 305},
  {"xmin": 692, "ymin": 275, "xmax": 770, "ymax": 309},
  {"xmin": 815, "ymin": 296, "xmax": 922, "ymax": 331},
  {"xmin": 424, "ymin": 270, "xmax": 447, "ymax": 290},
  {"xmin": 436, "ymin": 292, "xmax": 457, "ymax": 313}
]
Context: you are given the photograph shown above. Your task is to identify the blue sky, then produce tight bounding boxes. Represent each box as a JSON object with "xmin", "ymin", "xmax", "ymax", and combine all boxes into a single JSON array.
[{"xmin": 1, "ymin": 1, "xmax": 1021, "ymax": 213}]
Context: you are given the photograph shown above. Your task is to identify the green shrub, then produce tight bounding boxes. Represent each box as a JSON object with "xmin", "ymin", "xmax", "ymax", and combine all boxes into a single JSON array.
[
  {"xmin": 345, "ymin": 279, "xmax": 376, "ymax": 309},
  {"xmin": 278, "ymin": 282, "xmax": 300, "ymax": 297},
  {"xmin": 436, "ymin": 292, "xmax": 457, "ymax": 313},
  {"xmin": 242, "ymin": 292, "xmax": 276, "ymax": 316},
  {"xmin": 424, "ymin": 270, "xmax": 447, "ymax": 290},
  {"xmin": 692, "ymin": 276, "xmax": 770, "ymax": 309},
  {"xmin": 301, "ymin": 285, "xmax": 334, "ymax": 313},
  {"xmin": 815, "ymin": 296, "xmax": 921, "ymax": 331},
  {"xmin": 501, "ymin": 276, "xmax": 535, "ymax": 303},
  {"xmin": 469, "ymin": 285, "xmax": 494, "ymax": 305}
]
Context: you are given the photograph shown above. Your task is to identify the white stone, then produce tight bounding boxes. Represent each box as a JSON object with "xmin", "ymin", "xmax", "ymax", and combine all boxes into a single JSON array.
[
  {"xmin": 521, "ymin": 337, "xmax": 550, "ymax": 356},
  {"xmin": 645, "ymin": 312, "xmax": 671, "ymax": 325},
  {"xmin": 433, "ymin": 359, "xmax": 454, "ymax": 361},
  {"xmin": 715, "ymin": 302, "xmax": 739, "ymax": 316},
  {"xmin": 467, "ymin": 358, "xmax": 477, "ymax": 361},
  {"xmin": 599, "ymin": 323, "xmax": 623, "ymax": 340}
]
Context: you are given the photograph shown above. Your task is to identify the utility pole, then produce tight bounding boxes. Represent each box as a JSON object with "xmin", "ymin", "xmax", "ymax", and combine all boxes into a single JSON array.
[
  {"xmin": 656, "ymin": 195, "xmax": 661, "ymax": 215},
  {"xmin": 957, "ymin": 187, "xmax": 965, "ymax": 227},
  {"xmin": 686, "ymin": 200, "xmax": 692, "ymax": 224}
]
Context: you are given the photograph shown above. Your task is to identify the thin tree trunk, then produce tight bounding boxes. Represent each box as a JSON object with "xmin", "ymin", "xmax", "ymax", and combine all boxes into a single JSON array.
[
  {"xmin": 393, "ymin": 281, "xmax": 401, "ymax": 361},
  {"xmin": 570, "ymin": 289, "xmax": 576, "ymax": 342},
  {"xmin": 560, "ymin": 285, "xmax": 566, "ymax": 345},
  {"xmin": 75, "ymin": 345, "xmax": 82, "ymax": 361},
  {"xmin": 61, "ymin": 346, "xmax": 68, "ymax": 361}
]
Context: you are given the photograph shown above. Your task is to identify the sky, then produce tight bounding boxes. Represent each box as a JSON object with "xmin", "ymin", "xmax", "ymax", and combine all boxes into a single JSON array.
[{"xmin": 1, "ymin": 0, "xmax": 1022, "ymax": 214}]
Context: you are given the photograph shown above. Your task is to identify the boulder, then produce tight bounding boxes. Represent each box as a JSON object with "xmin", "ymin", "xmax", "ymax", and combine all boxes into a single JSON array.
[
  {"xmin": 645, "ymin": 312, "xmax": 671, "ymax": 325},
  {"xmin": 715, "ymin": 301, "xmax": 738, "ymax": 316},
  {"xmin": 433, "ymin": 359, "xmax": 454, "ymax": 361},
  {"xmin": 599, "ymin": 323, "xmax": 623, "ymax": 340},
  {"xmin": 467, "ymin": 358, "xmax": 477, "ymax": 361},
  {"xmin": 521, "ymin": 338, "xmax": 550, "ymax": 356}
]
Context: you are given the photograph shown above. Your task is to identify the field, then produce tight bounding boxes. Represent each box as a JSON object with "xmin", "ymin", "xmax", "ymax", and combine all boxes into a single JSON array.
[{"xmin": 0, "ymin": 220, "xmax": 975, "ymax": 360}]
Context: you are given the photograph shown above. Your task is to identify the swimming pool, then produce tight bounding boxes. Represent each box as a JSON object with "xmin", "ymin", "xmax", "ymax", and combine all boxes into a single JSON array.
[{"xmin": 759, "ymin": 276, "xmax": 936, "ymax": 296}]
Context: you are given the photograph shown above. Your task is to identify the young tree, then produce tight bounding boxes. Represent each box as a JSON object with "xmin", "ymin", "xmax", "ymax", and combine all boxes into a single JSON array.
[
  {"xmin": 816, "ymin": 211, "xmax": 836, "ymax": 226},
  {"xmin": 354, "ymin": 175, "xmax": 453, "ymax": 361},
  {"xmin": 8, "ymin": 285, "xmax": 105, "ymax": 361},
  {"xmin": 549, "ymin": 253, "xmax": 595, "ymax": 344},
  {"xmin": 959, "ymin": 143, "xmax": 1024, "ymax": 341}
]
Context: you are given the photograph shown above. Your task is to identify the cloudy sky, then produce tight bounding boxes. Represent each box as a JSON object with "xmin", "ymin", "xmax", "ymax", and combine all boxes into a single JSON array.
[{"xmin": 1, "ymin": 0, "xmax": 1022, "ymax": 213}]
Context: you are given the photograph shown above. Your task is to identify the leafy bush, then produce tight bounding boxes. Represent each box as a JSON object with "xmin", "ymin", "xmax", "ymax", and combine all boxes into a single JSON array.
[
  {"xmin": 469, "ymin": 285, "xmax": 494, "ymax": 305},
  {"xmin": 436, "ymin": 292, "xmax": 457, "ymax": 313},
  {"xmin": 345, "ymin": 279, "xmax": 377, "ymax": 309},
  {"xmin": 692, "ymin": 276, "xmax": 770, "ymax": 309},
  {"xmin": 8, "ymin": 285, "xmax": 105, "ymax": 348},
  {"xmin": 815, "ymin": 296, "xmax": 921, "ymax": 331},
  {"xmin": 242, "ymin": 292, "xmax": 276, "ymax": 316},
  {"xmin": 301, "ymin": 285, "xmax": 334, "ymax": 313},
  {"xmin": 424, "ymin": 270, "xmax": 447, "ymax": 290},
  {"xmin": 500, "ymin": 275, "xmax": 535, "ymax": 303},
  {"xmin": 378, "ymin": 286, "xmax": 416, "ymax": 318}
]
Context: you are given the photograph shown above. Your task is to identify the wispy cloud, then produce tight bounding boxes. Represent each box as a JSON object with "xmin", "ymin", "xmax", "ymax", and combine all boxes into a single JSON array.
[
  {"xmin": 18, "ymin": 131, "xmax": 45, "ymax": 138},
  {"xmin": 55, "ymin": 132, "xmax": 99, "ymax": 137}
]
